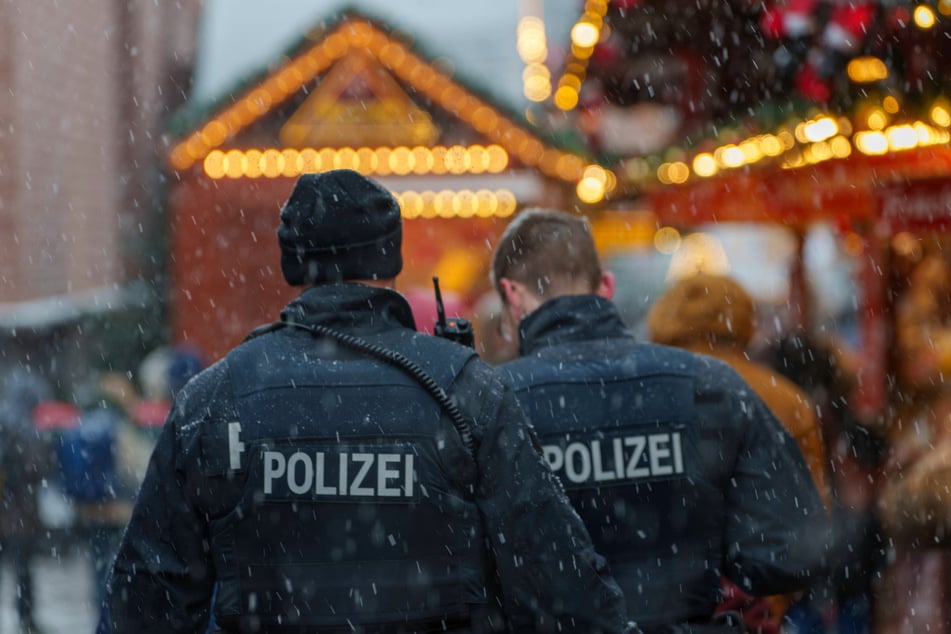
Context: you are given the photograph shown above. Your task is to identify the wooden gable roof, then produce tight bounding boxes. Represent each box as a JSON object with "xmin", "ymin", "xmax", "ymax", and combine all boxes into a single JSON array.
[{"xmin": 167, "ymin": 10, "xmax": 603, "ymax": 194}]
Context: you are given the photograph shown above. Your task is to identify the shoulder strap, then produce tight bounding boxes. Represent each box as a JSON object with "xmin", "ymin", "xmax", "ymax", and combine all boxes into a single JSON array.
[{"xmin": 244, "ymin": 321, "xmax": 477, "ymax": 459}]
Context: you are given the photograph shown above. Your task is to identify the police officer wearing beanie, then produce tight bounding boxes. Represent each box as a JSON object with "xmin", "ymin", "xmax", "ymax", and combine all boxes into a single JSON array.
[
  {"xmin": 491, "ymin": 208, "xmax": 830, "ymax": 633},
  {"xmin": 103, "ymin": 172, "xmax": 628, "ymax": 634}
]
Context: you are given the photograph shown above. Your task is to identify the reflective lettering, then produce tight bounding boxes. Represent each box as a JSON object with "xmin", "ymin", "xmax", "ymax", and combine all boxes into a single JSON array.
[
  {"xmin": 591, "ymin": 440, "xmax": 615, "ymax": 482},
  {"xmin": 649, "ymin": 434, "xmax": 673, "ymax": 476},
  {"xmin": 541, "ymin": 431, "xmax": 686, "ymax": 485},
  {"xmin": 350, "ymin": 453, "xmax": 374, "ymax": 496},
  {"xmin": 260, "ymin": 449, "xmax": 417, "ymax": 499},
  {"xmin": 314, "ymin": 452, "xmax": 336, "ymax": 495},
  {"xmin": 613, "ymin": 437, "xmax": 624, "ymax": 479},
  {"xmin": 543, "ymin": 445, "xmax": 564, "ymax": 472},
  {"xmin": 377, "ymin": 454, "xmax": 401, "ymax": 497},
  {"xmin": 264, "ymin": 451, "xmax": 286, "ymax": 494},
  {"xmin": 339, "ymin": 453, "xmax": 348, "ymax": 494},
  {"xmin": 287, "ymin": 451, "xmax": 313, "ymax": 494},
  {"xmin": 672, "ymin": 432, "xmax": 683, "ymax": 472},
  {"xmin": 404, "ymin": 454, "xmax": 414, "ymax": 497},
  {"xmin": 565, "ymin": 442, "xmax": 592, "ymax": 483},
  {"xmin": 625, "ymin": 436, "xmax": 649, "ymax": 478},
  {"xmin": 228, "ymin": 422, "xmax": 245, "ymax": 470}
]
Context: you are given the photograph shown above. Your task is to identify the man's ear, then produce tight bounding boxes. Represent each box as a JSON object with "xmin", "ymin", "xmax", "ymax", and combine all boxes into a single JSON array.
[
  {"xmin": 597, "ymin": 271, "xmax": 616, "ymax": 301},
  {"xmin": 498, "ymin": 278, "xmax": 523, "ymax": 315}
]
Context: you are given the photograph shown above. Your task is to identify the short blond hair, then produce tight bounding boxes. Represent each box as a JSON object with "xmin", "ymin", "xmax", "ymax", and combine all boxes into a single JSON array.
[{"xmin": 491, "ymin": 208, "xmax": 602, "ymax": 300}]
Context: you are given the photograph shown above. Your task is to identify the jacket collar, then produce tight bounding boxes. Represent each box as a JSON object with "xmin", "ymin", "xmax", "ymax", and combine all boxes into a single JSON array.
[
  {"xmin": 518, "ymin": 294, "xmax": 629, "ymax": 356},
  {"xmin": 280, "ymin": 283, "xmax": 417, "ymax": 333}
]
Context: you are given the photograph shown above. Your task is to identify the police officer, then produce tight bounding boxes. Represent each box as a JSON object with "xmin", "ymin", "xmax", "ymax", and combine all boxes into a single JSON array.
[
  {"xmin": 103, "ymin": 172, "xmax": 628, "ymax": 633},
  {"xmin": 490, "ymin": 208, "xmax": 829, "ymax": 633}
]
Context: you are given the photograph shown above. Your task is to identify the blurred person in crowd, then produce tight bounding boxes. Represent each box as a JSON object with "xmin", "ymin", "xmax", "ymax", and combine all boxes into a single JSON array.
[
  {"xmin": 647, "ymin": 273, "xmax": 832, "ymax": 631},
  {"xmin": 0, "ymin": 365, "xmax": 53, "ymax": 634},
  {"xmin": 764, "ymin": 332, "xmax": 886, "ymax": 634},
  {"xmin": 492, "ymin": 208, "xmax": 829, "ymax": 633},
  {"xmin": 166, "ymin": 345, "xmax": 205, "ymax": 397},
  {"xmin": 63, "ymin": 372, "xmax": 156, "ymax": 614},
  {"xmin": 103, "ymin": 170, "xmax": 628, "ymax": 633},
  {"xmin": 876, "ymin": 252, "xmax": 951, "ymax": 633},
  {"xmin": 137, "ymin": 344, "xmax": 205, "ymax": 402}
]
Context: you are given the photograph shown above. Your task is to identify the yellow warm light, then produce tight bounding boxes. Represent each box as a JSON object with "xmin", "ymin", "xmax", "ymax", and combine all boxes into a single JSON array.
[
  {"xmin": 202, "ymin": 145, "xmax": 510, "ymax": 179},
  {"xmin": 657, "ymin": 163, "xmax": 672, "ymax": 185},
  {"xmin": 261, "ymin": 149, "xmax": 284, "ymax": 177},
  {"xmin": 867, "ymin": 110, "xmax": 888, "ymax": 130},
  {"xmin": 692, "ymin": 153, "xmax": 718, "ymax": 178},
  {"xmin": 554, "ymin": 86, "xmax": 579, "ymax": 110},
  {"xmin": 739, "ymin": 140, "xmax": 763, "ymax": 164},
  {"xmin": 799, "ymin": 117, "xmax": 838, "ymax": 143},
  {"xmin": 224, "ymin": 150, "xmax": 244, "ymax": 178},
  {"xmin": 914, "ymin": 4, "xmax": 937, "ymax": 28},
  {"xmin": 666, "ymin": 233, "xmax": 731, "ymax": 281},
  {"xmin": 830, "ymin": 135, "xmax": 852, "ymax": 158},
  {"xmin": 577, "ymin": 176, "xmax": 606, "ymax": 204},
  {"xmin": 718, "ymin": 145, "xmax": 746, "ymax": 168},
  {"xmin": 397, "ymin": 189, "xmax": 517, "ymax": 219},
  {"xmin": 887, "ymin": 124, "xmax": 919, "ymax": 150},
  {"xmin": 559, "ymin": 74, "xmax": 583, "ymax": 91},
  {"xmin": 654, "ymin": 227, "xmax": 682, "ymax": 255},
  {"xmin": 883, "ymin": 96, "xmax": 900, "ymax": 114},
  {"xmin": 553, "ymin": 0, "xmax": 608, "ymax": 109},
  {"xmin": 570, "ymin": 43, "xmax": 596, "ymax": 59},
  {"xmin": 847, "ymin": 57, "xmax": 889, "ymax": 83},
  {"xmin": 855, "ymin": 131, "xmax": 889, "ymax": 155},
  {"xmin": 517, "ymin": 21, "xmax": 548, "ymax": 64},
  {"xmin": 204, "ymin": 150, "xmax": 226, "ymax": 179},
  {"xmin": 244, "ymin": 150, "xmax": 263, "ymax": 178},
  {"xmin": 668, "ymin": 162, "xmax": 690, "ymax": 184},
  {"xmin": 522, "ymin": 63, "xmax": 551, "ymax": 81},
  {"xmin": 809, "ymin": 140, "xmax": 833, "ymax": 162},
  {"xmin": 582, "ymin": 164, "xmax": 608, "ymax": 184},
  {"xmin": 782, "ymin": 149, "xmax": 804, "ymax": 169},
  {"xmin": 759, "ymin": 135, "xmax": 784, "ymax": 157},
  {"xmin": 571, "ymin": 22, "xmax": 600, "ymax": 48},
  {"xmin": 169, "ymin": 147, "xmax": 191, "ymax": 171},
  {"xmin": 553, "ymin": 154, "xmax": 583, "ymax": 181},
  {"xmin": 941, "ymin": 0, "xmax": 951, "ymax": 16},
  {"xmin": 517, "ymin": 15, "xmax": 544, "ymax": 33},
  {"xmin": 931, "ymin": 104, "xmax": 951, "ymax": 127},
  {"xmin": 524, "ymin": 76, "xmax": 552, "ymax": 102}
]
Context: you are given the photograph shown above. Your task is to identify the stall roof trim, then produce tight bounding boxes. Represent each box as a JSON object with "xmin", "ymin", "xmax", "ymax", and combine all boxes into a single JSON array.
[{"xmin": 167, "ymin": 9, "xmax": 596, "ymax": 184}]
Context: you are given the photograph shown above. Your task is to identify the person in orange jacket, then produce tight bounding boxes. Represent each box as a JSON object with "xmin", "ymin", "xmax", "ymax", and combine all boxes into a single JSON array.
[{"xmin": 647, "ymin": 273, "xmax": 832, "ymax": 630}]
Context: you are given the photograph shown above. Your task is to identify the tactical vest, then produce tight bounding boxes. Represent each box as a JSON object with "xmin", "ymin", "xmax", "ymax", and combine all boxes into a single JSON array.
[
  {"xmin": 505, "ymin": 344, "xmax": 725, "ymax": 625},
  {"xmin": 210, "ymin": 328, "xmax": 489, "ymax": 631}
]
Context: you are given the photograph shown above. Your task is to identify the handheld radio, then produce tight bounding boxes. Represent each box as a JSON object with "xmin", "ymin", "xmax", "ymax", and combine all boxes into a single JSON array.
[{"xmin": 432, "ymin": 276, "xmax": 474, "ymax": 348}]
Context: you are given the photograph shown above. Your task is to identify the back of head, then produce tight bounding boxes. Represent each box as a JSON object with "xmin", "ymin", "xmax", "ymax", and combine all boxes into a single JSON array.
[
  {"xmin": 277, "ymin": 169, "xmax": 403, "ymax": 285},
  {"xmin": 491, "ymin": 208, "xmax": 601, "ymax": 299},
  {"xmin": 647, "ymin": 273, "xmax": 754, "ymax": 349}
]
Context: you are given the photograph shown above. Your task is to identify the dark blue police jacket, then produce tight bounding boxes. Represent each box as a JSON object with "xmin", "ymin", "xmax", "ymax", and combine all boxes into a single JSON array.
[
  {"xmin": 104, "ymin": 284, "xmax": 628, "ymax": 634},
  {"xmin": 499, "ymin": 295, "xmax": 829, "ymax": 629}
]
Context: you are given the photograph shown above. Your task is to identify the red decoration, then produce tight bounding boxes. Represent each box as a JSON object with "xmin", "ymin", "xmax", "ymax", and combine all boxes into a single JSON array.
[
  {"xmin": 759, "ymin": 0, "xmax": 884, "ymax": 104},
  {"xmin": 825, "ymin": 2, "xmax": 876, "ymax": 52},
  {"xmin": 32, "ymin": 401, "xmax": 80, "ymax": 431},
  {"xmin": 591, "ymin": 42, "xmax": 621, "ymax": 67},
  {"xmin": 796, "ymin": 64, "xmax": 832, "ymax": 103}
]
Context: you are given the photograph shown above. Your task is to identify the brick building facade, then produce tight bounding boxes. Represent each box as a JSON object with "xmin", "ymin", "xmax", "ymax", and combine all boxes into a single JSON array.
[{"xmin": 0, "ymin": 0, "xmax": 200, "ymax": 386}]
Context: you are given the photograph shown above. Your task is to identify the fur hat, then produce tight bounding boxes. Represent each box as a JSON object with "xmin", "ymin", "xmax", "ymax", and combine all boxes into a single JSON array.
[
  {"xmin": 277, "ymin": 170, "xmax": 402, "ymax": 285},
  {"xmin": 647, "ymin": 273, "xmax": 754, "ymax": 348}
]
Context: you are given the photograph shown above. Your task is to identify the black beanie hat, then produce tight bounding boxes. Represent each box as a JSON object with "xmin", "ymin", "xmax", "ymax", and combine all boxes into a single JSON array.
[{"xmin": 277, "ymin": 170, "xmax": 403, "ymax": 285}]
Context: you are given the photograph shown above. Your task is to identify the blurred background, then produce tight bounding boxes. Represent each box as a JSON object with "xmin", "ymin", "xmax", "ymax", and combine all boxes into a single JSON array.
[{"xmin": 5, "ymin": 0, "xmax": 951, "ymax": 631}]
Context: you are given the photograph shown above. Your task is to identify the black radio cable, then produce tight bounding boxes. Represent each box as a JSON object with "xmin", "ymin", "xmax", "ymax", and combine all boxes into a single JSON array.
[{"xmin": 247, "ymin": 320, "xmax": 476, "ymax": 458}]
